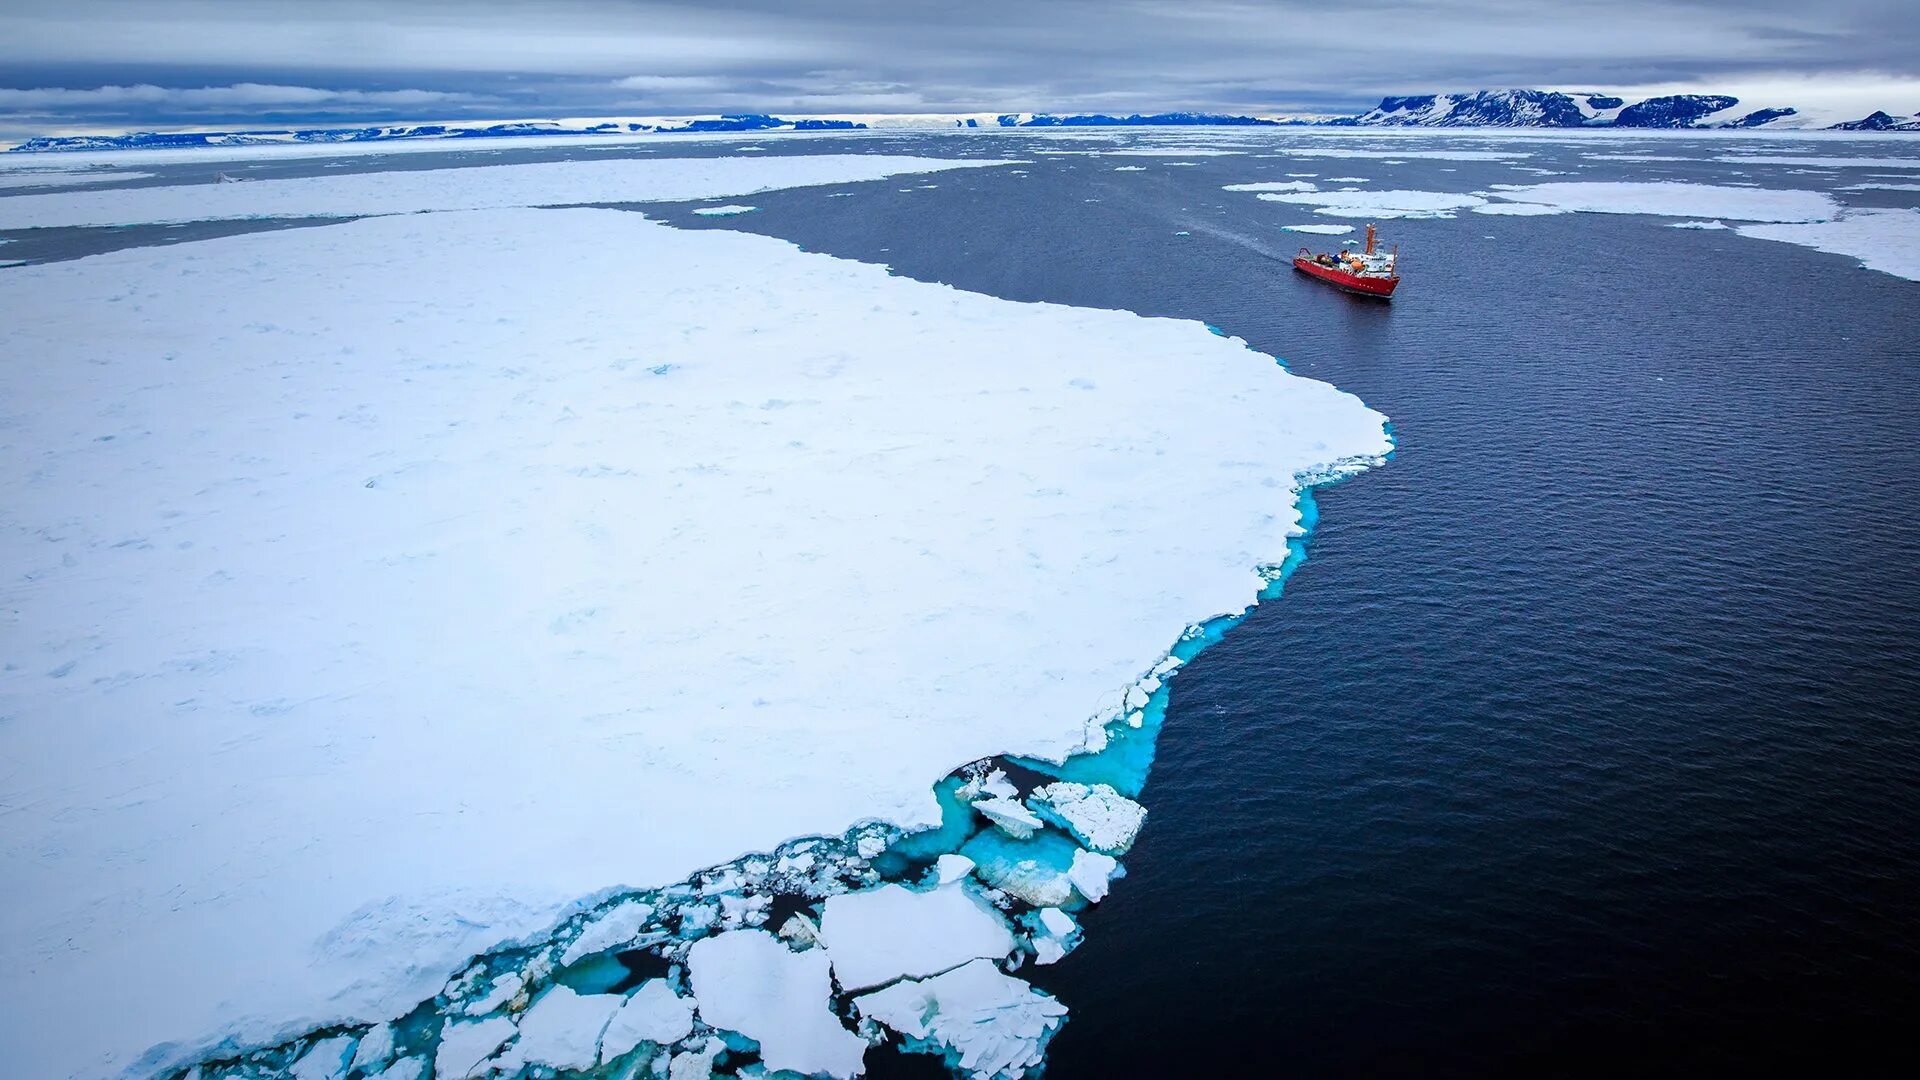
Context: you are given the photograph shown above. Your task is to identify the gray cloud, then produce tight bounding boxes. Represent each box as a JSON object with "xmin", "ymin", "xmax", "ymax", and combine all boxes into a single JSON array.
[{"xmin": 2, "ymin": 0, "xmax": 1916, "ymax": 138}]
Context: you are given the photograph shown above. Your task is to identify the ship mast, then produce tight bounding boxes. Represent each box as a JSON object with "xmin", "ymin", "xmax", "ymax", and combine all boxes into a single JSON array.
[{"xmin": 1365, "ymin": 223, "xmax": 1377, "ymax": 255}]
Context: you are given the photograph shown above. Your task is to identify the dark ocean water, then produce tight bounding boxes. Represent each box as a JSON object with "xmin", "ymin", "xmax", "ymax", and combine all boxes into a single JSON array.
[
  {"xmin": 8, "ymin": 131, "xmax": 1920, "ymax": 1076},
  {"xmin": 644, "ymin": 134, "xmax": 1920, "ymax": 1076}
]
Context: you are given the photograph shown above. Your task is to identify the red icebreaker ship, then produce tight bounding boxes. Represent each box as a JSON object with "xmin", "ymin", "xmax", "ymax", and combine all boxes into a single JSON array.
[{"xmin": 1292, "ymin": 223, "xmax": 1400, "ymax": 298}]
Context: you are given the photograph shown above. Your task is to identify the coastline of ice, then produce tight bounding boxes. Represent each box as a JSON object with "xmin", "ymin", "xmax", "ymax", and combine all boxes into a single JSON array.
[
  {"xmin": 0, "ymin": 153, "xmax": 1390, "ymax": 1079},
  {"xmin": 0, "ymin": 154, "xmax": 1018, "ymax": 228}
]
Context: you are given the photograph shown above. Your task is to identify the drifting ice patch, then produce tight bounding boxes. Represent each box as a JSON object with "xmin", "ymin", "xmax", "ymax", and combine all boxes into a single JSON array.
[
  {"xmin": 0, "ymin": 167, "xmax": 155, "ymax": 188},
  {"xmin": 1667, "ymin": 220, "xmax": 1731, "ymax": 230},
  {"xmin": 1222, "ymin": 180, "xmax": 1317, "ymax": 192},
  {"xmin": 1256, "ymin": 187, "xmax": 1488, "ymax": 218},
  {"xmin": 1484, "ymin": 181, "xmax": 1837, "ymax": 221},
  {"xmin": 1281, "ymin": 223, "xmax": 1355, "ymax": 234},
  {"xmin": 1738, "ymin": 208, "xmax": 1920, "ymax": 282},
  {"xmin": 690, "ymin": 204, "xmax": 758, "ymax": 216}
]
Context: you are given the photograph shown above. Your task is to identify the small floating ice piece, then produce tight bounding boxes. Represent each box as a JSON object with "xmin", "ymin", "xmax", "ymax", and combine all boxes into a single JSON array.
[
  {"xmin": 494, "ymin": 986, "xmax": 624, "ymax": 1072},
  {"xmin": 935, "ymin": 853, "xmax": 977, "ymax": 884},
  {"xmin": 691, "ymin": 204, "xmax": 758, "ymax": 216},
  {"xmin": 599, "ymin": 980, "xmax": 697, "ymax": 1063},
  {"xmin": 973, "ymin": 795, "xmax": 1043, "ymax": 838},
  {"xmin": 1033, "ymin": 781, "xmax": 1146, "ymax": 854},
  {"xmin": 820, "ymin": 881, "xmax": 1015, "ymax": 992},
  {"xmin": 351, "ymin": 1024, "xmax": 396, "ymax": 1074},
  {"xmin": 1666, "ymin": 219, "xmax": 1730, "ymax": 230},
  {"xmin": 367, "ymin": 1058, "xmax": 426, "ymax": 1080},
  {"xmin": 288, "ymin": 1035, "xmax": 357, "ymax": 1080},
  {"xmin": 854, "ymin": 959, "xmax": 1068, "ymax": 1080},
  {"xmin": 686, "ymin": 929, "xmax": 868, "ymax": 1080},
  {"xmin": 434, "ymin": 1015, "xmax": 518, "ymax": 1080},
  {"xmin": 1282, "ymin": 224, "xmax": 1354, "ymax": 235},
  {"xmin": 1068, "ymin": 849, "xmax": 1120, "ymax": 903},
  {"xmin": 1026, "ymin": 907, "xmax": 1081, "ymax": 965},
  {"xmin": 1113, "ymin": 166, "xmax": 1147, "ymax": 172}
]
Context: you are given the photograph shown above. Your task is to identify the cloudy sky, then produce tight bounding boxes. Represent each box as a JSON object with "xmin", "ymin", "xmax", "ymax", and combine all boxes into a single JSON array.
[{"xmin": 3, "ymin": 0, "xmax": 1918, "ymax": 139}]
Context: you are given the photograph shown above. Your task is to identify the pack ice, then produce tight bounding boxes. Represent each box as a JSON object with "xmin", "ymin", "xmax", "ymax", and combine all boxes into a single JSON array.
[{"xmin": 0, "ymin": 152, "xmax": 1388, "ymax": 1079}]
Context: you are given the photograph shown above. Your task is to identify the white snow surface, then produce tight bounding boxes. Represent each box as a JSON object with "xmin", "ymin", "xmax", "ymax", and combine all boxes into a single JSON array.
[
  {"xmin": 1257, "ymin": 188, "xmax": 1489, "ymax": 218},
  {"xmin": 598, "ymin": 981, "xmax": 697, "ymax": 1062},
  {"xmin": 1032, "ymin": 783, "xmax": 1146, "ymax": 855},
  {"xmin": 494, "ymin": 987, "xmax": 624, "ymax": 1073},
  {"xmin": 854, "ymin": 959, "xmax": 1068, "ymax": 1080},
  {"xmin": 0, "ymin": 158, "xmax": 1388, "ymax": 1080},
  {"xmin": 1714, "ymin": 155, "xmax": 1920, "ymax": 169},
  {"xmin": 1738, "ymin": 208, "xmax": 1920, "ymax": 282},
  {"xmin": 818, "ymin": 882, "xmax": 1016, "ymax": 992},
  {"xmin": 0, "ymin": 168, "xmax": 155, "ymax": 189},
  {"xmin": 687, "ymin": 930, "xmax": 869, "ymax": 1079},
  {"xmin": 1486, "ymin": 181, "xmax": 1837, "ymax": 221},
  {"xmin": 0, "ymin": 154, "xmax": 1013, "ymax": 229}
]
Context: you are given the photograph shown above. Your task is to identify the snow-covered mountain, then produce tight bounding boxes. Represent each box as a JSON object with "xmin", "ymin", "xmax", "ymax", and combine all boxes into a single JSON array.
[
  {"xmin": 1335, "ymin": 89, "xmax": 1918, "ymax": 131},
  {"xmin": 7, "ymin": 92, "xmax": 1916, "ymax": 152}
]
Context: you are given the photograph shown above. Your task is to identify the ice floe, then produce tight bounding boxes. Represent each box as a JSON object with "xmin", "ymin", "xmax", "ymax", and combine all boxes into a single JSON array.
[
  {"xmin": 687, "ymin": 929, "xmax": 868, "ymax": 1078},
  {"xmin": 1032, "ymin": 782, "xmax": 1146, "ymax": 854},
  {"xmin": 598, "ymin": 981, "xmax": 697, "ymax": 1062},
  {"xmin": 1484, "ymin": 181, "xmax": 1837, "ymax": 221},
  {"xmin": 0, "ymin": 155, "xmax": 1389, "ymax": 1079},
  {"xmin": 690, "ymin": 204, "xmax": 758, "ymax": 216},
  {"xmin": 1283, "ymin": 148, "xmax": 1527, "ymax": 161},
  {"xmin": 1839, "ymin": 182, "xmax": 1920, "ymax": 192},
  {"xmin": 1667, "ymin": 220, "xmax": 1731, "ymax": 230},
  {"xmin": 1281, "ymin": 224, "xmax": 1356, "ymax": 234},
  {"xmin": 1738, "ymin": 208, "xmax": 1920, "ymax": 282},
  {"xmin": 854, "ymin": 959, "xmax": 1068, "ymax": 1080},
  {"xmin": 1715, "ymin": 155, "xmax": 1920, "ymax": 169},
  {"xmin": 1112, "ymin": 165, "xmax": 1147, "ymax": 171},
  {"xmin": 1257, "ymin": 187, "xmax": 1489, "ymax": 218},
  {"xmin": 818, "ymin": 881, "xmax": 1015, "ymax": 992}
]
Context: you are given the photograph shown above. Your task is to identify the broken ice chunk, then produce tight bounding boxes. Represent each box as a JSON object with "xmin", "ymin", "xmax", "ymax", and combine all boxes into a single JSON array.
[
  {"xmin": 492, "ymin": 985, "xmax": 625, "ymax": 1073},
  {"xmin": 959, "ymin": 829, "xmax": 1080, "ymax": 908},
  {"xmin": 935, "ymin": 853, "xmax": 976, "ymax": 885},
  {"xmin": 972, "ymin": 795, "xmax": 1043, "ymax": 838},
  {"xmin": 560, "ymin": 898, "xmax": 657, "ymax": 966},
  {"xmin": 460, "ymin": 971, "xmax": 524, "ymax": 1017},
  {"xmin": 854, "ymin": 958, "xmax": 1068, "ymax": 1080},
  {"xmin": 1024, "ymin": 908, "xmax": 1081, "ymax": 966},
  {"xmin": 776, "ymin": 911, "xmax": 821, "ymax": 948},
  {"xmin": 351, "ymin": 1024, "xmax": 396, "ymax": 1074},
  {"xmin": 367, "ymin": 1058, "xmax": 426, "ymax": 1080},
  {"xmin": 819, "ymin": 881, "xmax": 1015, "ymax": 992},
  {"xmin": 686, "ymin": 929, "xmax": 869, "ymax": 1079},
  {"xmin": 1149, "ymin": 655, "xmax": 1184, "ymax": 678},
  {"xmin": 1031, "ymin": 782, "xmax": 1145, "ymax": 855},
  {"xmin": 1067, "ymin": 849, "xmax": 1119, "ymax": 903},
  {"xmin": 599, "ymin": 980, "xmax": 697, "ymax": 1063},
  {"xmin": 1124, "ymin": 684, "xmax": 1150, "ymax": 710},
  {"xmin": 288, "ymin": 1035, "xmax": 357, "ymax": 1080},
  {"xmin": 433, "ymin": 1015, "xmax": 517, "ymax": 1080}
]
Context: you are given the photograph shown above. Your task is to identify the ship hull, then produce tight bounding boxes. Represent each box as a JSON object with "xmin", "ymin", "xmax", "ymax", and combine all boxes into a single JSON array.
[{"xmin": 1292, "ymin": 256, "xmax": 1399, "ymax": 298}]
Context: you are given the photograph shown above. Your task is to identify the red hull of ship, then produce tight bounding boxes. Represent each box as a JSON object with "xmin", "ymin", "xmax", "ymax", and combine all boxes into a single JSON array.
[{"xmin": 1292, "ymin": 256, "xmax": 1399, "ymax": 298}]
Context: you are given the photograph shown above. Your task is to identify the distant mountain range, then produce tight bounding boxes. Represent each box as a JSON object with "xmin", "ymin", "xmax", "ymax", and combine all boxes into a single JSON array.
[{"xmin": 9, "ymin": 89, "xmax": 1917, "ymax": 152}]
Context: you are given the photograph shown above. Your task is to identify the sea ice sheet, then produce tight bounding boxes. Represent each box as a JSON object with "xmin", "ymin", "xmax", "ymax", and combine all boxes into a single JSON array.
[{"xmin": 0, "ymin": 172, "xmax": 1388, "ymax": 1079}]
